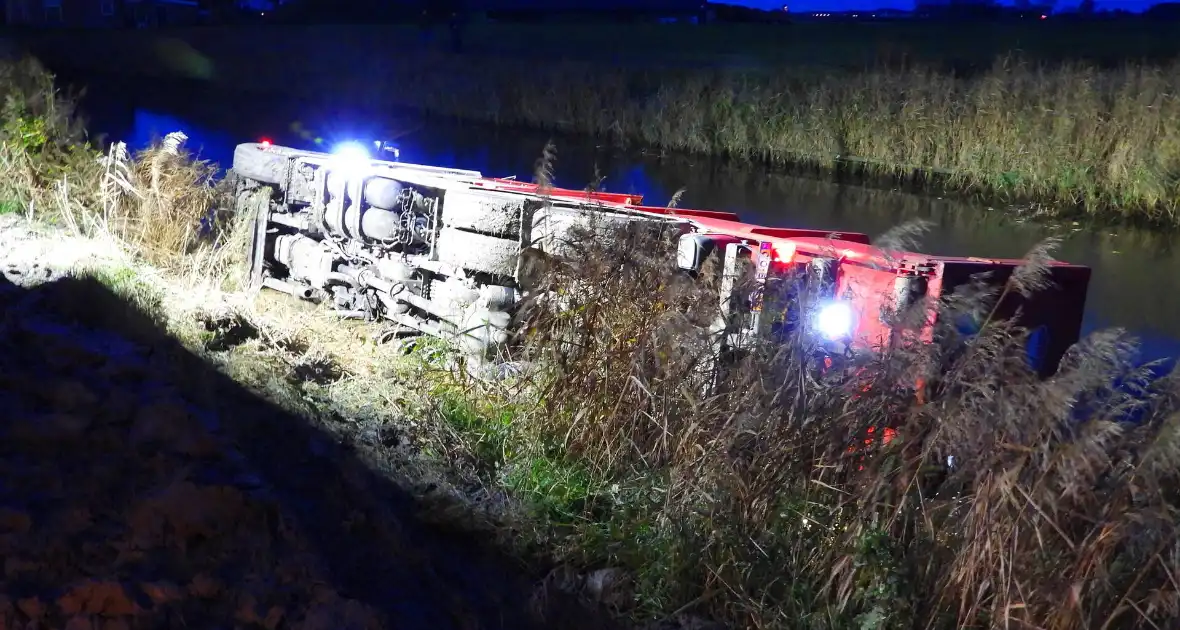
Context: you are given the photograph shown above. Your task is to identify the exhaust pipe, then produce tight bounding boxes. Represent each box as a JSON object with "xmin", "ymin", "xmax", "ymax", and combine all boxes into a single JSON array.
[{"xmin": 262, "ymin": 276, "xmax": 315, "ymax": 300}]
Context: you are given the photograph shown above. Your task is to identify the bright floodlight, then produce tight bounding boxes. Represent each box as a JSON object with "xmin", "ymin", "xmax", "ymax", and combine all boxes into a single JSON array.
[
  {"xmin": 330, "ymin": 141, "xmax": 372, "ymax": 176},
  {"xmin": 814, "ymin": 300, "xmax": 854, "ymax": 341}
]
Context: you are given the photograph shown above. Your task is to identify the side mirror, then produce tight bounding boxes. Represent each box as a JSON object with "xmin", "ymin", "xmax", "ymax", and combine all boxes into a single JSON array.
[{"xmin": 676, "ymin": 233, "xmax": 739, "ymax": 273}]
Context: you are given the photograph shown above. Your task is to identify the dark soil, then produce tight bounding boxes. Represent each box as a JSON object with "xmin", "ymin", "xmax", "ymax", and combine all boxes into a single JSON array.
[{"xmin": 0, "ymin": 272, "xmax": 622, "ymax": 630}]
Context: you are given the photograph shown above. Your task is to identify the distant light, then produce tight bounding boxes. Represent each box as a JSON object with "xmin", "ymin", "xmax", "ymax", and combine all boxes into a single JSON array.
[
  {"xmin": 259, "ymin": 138, "xmax": 272, "ymax": 148},
  {"xmin": 1040, "ymin": 13, "xmax": 1047, "ymax": 18}
]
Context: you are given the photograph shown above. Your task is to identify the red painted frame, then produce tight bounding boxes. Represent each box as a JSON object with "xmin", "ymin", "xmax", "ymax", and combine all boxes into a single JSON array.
[{"xmin": 473, "ymin": 176, "xmax": 1092, "ymax": 377}]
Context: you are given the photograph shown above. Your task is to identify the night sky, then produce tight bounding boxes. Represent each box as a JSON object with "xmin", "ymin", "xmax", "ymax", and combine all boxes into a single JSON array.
[{"xmin": 731, "ymin": 0, "xmax": 1156, "ymax": 11}]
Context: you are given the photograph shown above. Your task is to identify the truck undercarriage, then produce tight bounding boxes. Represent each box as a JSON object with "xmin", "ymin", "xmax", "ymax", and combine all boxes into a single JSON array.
[{"xmin": 231, "ymin": 141, "xmax": 1093, "ymax": 383}]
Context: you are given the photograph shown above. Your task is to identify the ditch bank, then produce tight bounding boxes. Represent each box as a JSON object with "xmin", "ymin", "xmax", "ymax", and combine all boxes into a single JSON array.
[
  {"xmin": 0, "ymin": 213, "xmax": 629, "ymax": 630},
  {"xmin": 11, "ymin": 25, "xmax": 1180, "ymax": 227}
]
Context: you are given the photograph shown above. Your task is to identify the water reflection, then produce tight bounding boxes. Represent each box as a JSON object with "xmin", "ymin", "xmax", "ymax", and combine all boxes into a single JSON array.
[
  {"xmin": 126, "ymin": 109, "xmax": 238, "ymax": 163},
  {"xmin": 80, "ymin": 73, "xmax": 1180, "ymax": 361}
]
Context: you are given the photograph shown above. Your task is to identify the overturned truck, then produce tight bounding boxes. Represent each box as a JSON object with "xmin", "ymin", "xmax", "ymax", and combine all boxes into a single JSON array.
[{"xmin": 231, "ymin": 141, "xmax": 1092, "ymax": 376}]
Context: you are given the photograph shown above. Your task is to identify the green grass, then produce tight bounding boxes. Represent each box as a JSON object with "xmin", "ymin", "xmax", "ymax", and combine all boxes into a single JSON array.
[
  {"xmin": 88, "ymin": 264, "xmax": 164, "ymax": 312},
  {"xmin": 423, "ymin": 374, "xmax": 604, "ymax": 524}
]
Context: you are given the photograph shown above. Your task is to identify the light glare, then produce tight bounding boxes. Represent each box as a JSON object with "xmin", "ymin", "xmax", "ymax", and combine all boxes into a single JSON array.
[
  {"xmin": 815, "ymin": 300, "xmax": 854, "ymax": 340},
  {"xmin": 333, "ymin": 141, "xmax": 370, "ymax": 160},
  {"xmin": 330, "ymin": 141, "xmax": 372, "ymax": 175}
]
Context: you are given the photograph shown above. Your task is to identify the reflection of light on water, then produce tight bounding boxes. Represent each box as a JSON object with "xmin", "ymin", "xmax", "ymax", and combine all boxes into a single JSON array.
[
  {"xmin": 618, "ymin": 164, "xmax": 663, "ymax": 204},
  {"xmin": 130, "ymin": 109, "xmax": 233, "ymax": 171}
]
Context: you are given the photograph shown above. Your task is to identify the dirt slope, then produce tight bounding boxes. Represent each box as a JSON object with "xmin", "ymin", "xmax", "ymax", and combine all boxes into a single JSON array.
[{"xmin": 0, "ymin": 216, "xmax": 622, "ymax": 630}]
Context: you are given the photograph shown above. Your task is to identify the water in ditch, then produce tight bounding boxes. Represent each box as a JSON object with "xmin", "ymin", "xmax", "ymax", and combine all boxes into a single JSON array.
[{"xmin": 68, "ymin": 71, "xmax": 1180, "ymax": 362}]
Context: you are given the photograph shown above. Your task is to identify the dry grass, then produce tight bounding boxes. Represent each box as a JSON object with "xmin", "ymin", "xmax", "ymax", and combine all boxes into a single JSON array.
[
  {"xmin": 378, "ymin": 53, "xmax": 1180, "ymax": 224},
  {"xmin": 0, "ymin": 56, "xmax": 237, "ymax": 284},
  {"xmin": 406, "ymin": 212, "xmax": 1180, "ymax": 630}
]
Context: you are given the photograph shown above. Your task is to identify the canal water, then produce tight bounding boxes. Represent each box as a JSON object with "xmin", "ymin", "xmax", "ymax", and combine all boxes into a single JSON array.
[{"xmin": 64, "ymin": 71, "xmax": 1180, "ymax": 361}]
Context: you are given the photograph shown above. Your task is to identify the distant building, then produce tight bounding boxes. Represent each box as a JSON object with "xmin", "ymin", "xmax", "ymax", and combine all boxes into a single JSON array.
[
  {"xmin": 5, "ymin": 0, "xmax": 200, "ymax": 27},
  {"xmin": 795, "ymin": 8, "xmax": 915, "ymax": 20},
  {"xmin": 469, "ymin": 0, "xmax": 700, "ymax": 10},
  {"xmin": 263, "ymin": 0, "xmax": 703, "ymax": 25},
  {"xmin": 6, "ymin": 0, "xmax": 113, "ymax": 27},
  {"xmin": 235, "ymin": 0, "xmax": 288, "ymax": 12}
]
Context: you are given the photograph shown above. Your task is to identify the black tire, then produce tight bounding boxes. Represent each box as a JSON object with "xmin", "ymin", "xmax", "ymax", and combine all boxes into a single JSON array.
[
  {"xmin": 232, "ymin": 142, "xmax": 327, "ymax": 187},
  {"xmin": 530, "ymin": 204, "xmax": 657, "ymax": 258},
  {"xmin": 435, "ymin": 227, "xmax": 519, "ymax": 277},
  {"xmin": 514, "ymin": 246, "xmax": 554, "ymax": 294}
]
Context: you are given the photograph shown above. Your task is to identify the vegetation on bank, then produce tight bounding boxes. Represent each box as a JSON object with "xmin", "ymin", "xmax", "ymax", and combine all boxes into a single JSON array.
[
  {"xmin": 379, "ymin": 53, "xmax": 1180, "ymax": 223},
  {"xmin": 7, "ymin": 55, "xmax": 1180, "ymax": 630},
  {"xmin": 399, "ymin": 207, "xmax": 1180, "ymax": 630},
  {"xmin": 0, "ymin": 56, "xmax": 238, "ymax": 277},
  {"xmin": 16, "ymin": 21, "xmax": 1180, "ymax": 223},
  {"xmin": 19, "ymin": 22, "xmax": 1180, "ymax": 223}
]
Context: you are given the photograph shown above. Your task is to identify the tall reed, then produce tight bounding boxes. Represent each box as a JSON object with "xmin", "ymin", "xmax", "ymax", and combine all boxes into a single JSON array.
[
  {"xmin": 0, "ymin": 57, "xmax": 237, "ymax": 283},
  {"xmin": 426, "ymin": 207, "xmax": 1180, "ymax": 629},
  {"xmin": 383, "ymin": 54, "xmax": 1180, "ymax": 223}
]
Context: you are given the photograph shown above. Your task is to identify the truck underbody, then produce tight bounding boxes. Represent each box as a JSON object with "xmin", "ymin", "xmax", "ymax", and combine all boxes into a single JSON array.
[{"xmin": 231, "ymin": 141, "xmax": 1092, "ymax": 379}]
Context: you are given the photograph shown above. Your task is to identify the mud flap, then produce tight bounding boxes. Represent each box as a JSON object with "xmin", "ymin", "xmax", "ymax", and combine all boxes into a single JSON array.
[{"xmin": 243, "ymin": 187, "xmax": 272, "ymax": 293}]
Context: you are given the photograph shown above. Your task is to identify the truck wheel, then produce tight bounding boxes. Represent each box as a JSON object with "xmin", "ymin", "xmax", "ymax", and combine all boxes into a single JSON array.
[
  {"xmin": 530, "ymin": 204, "xmax": 667, "ymax": 258},
  {"xmin": 232, "ymin": 142, "xmax": 327, "ymax": 187},
  {"xmin": 514, "ymin": 246, "xmax": 554, "ymax": 293},
  {"xmin": 435, "ymin": 227, "xmax": 519, "ymax": 277}
]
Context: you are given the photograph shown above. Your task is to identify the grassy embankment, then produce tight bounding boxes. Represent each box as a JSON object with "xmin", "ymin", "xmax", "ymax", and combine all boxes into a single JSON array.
[
  {"xmin": 412, "ymin": 21, "xmax": 1180, "ymax": 224},
  {"xmin": 388, "ymin": 53, "xmax": 1180, "ymax": 225},
  {"xmin": 19, "ymin": 21, "xmax": 1180, "ymax": 223},
  {"xmin": 7, "ymin": 55, "xmax": 1180, "ymax": 630},
  {"xmin": 18, "ymin": 21, "xmax": 1180, "ymax": 224}
]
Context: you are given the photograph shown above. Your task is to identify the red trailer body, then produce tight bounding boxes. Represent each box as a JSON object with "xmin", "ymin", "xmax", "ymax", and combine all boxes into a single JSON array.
[{"xmin": 468, "ymin": 176, "xmax": 1092, "ymax": 377}]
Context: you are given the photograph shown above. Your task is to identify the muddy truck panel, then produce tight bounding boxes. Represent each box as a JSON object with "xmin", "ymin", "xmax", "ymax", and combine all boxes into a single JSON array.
[{"xmin": 232, "ymin": 142, "xmax": 692, "ymax": 357}]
